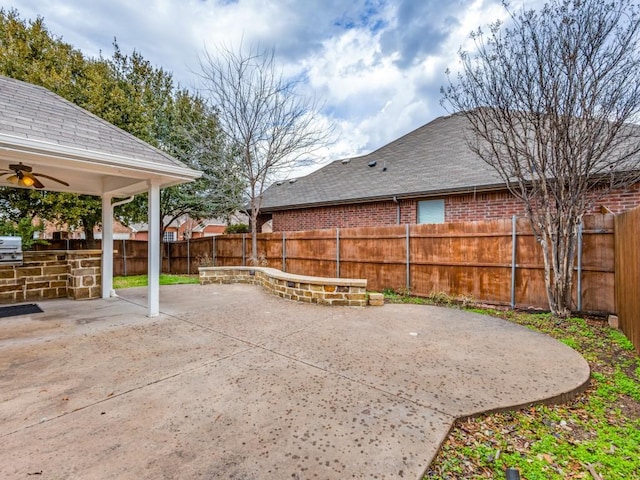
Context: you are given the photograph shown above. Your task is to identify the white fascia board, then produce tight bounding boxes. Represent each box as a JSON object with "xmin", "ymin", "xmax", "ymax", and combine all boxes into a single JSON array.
[{"xmin": 0, "ymin": 133, "xmax": 202, "ymax": 181}]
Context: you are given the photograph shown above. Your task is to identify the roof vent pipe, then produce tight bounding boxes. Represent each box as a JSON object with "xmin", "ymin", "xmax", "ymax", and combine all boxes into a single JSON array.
[{"xmin": 368, "ymin": 160, "xmax": 377, "ymax": 167}]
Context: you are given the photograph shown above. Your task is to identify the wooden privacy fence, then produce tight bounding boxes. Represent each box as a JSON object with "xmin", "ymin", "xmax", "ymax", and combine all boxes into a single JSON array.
[
  {"xmin": 156, "ymin": 214, "xmax": 614, "ymax": 314},
  {"xmin": 31, "ymin": 211, "xmax": 640, "ymax": 351},
  {"xmin": 33, "ymin": 215, "xmax": 615, "ymax": 315},
  {"xmin": 615, "ymin": 207, "xmax": 640, "ymax": 354}
]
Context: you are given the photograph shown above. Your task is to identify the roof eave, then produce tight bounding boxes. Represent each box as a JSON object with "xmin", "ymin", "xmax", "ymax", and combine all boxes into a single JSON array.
[
  {"xmin": 0, "ymin": 133, "xmax": 202, "ymax": 181},
  {"xmin": 258, "ymin": 183, "xmax": 508, "ymax": 213}
]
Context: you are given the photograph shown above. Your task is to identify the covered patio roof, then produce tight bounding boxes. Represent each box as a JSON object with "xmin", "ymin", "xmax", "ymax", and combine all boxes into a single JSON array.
[{"xmin": 0, "ymin": 75, "xmax": 201, "ymax": 315}]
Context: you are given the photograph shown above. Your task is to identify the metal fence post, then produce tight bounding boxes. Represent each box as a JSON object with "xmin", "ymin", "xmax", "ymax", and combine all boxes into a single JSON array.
[
  {"xmin": 511, "ymin": 215, "xmax": 517, "ymax": 309},
  {"xmin": 406, "ymin": 224, "xmax": 410, "ymax": 292},
  {"xmin": 167, "ymin": 241, "xmax": 171, "ymax": 274},
  {"xmin": 212, "ymin": 236, "xmax": 216, "ymax": 266},
  {"xmin": 122, "ymin": 239, "xmax": 127, "ymax": 277},
  {"xmin": 336, "ymin": 228, "xmax": 340, "ymax": 278},
  {"xmin": 242, "ymin": 234, "xmax": 246, "ymax": 266},
  {"xmin": 282, "ymin": 231, "xmax": 287, "ymax": 272},
  {"xmin": 577, "ymin": 221, "xmax": 583, "ymax": 312}
]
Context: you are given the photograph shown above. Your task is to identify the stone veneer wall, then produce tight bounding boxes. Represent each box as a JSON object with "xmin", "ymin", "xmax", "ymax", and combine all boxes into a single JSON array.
[
  {"xmin": 0, "ymin": 250, "xmax": 102, "ymax": 304},
  {"xmin": 199, "ymin": 266, "xmax": 368, "ymax": 307}
]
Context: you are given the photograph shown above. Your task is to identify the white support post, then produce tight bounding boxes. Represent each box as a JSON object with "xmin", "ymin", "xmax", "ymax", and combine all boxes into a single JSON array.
[
  {"xmin": 148, "ymin": 180, "xmax": 161, "ymax": 317},
  {"xmin": 101, "ymin": 193, "xmax": 114, "ymax": 298}
]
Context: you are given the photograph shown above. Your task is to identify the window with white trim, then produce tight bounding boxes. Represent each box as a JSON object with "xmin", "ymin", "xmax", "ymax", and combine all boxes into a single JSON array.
[
  {"xmin": 417, "ymin": 199, "xmax": 445, "ymax": 224},
  {"xmin": 163, "ymin": 231, "xmax": 176, "ymax": 243}
]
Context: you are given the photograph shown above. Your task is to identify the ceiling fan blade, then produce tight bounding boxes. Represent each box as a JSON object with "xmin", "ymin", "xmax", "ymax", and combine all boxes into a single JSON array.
[
  {"xmin": 9, "ymin": 162, "xmax": 32, "ymax": 173},
  {"xmin": 32, "ymin": 173, "xmax": 70, "ymax": 187},
  {"xmin": 32, "ymin": 176, "xmax": 45, "ymax": 189}
]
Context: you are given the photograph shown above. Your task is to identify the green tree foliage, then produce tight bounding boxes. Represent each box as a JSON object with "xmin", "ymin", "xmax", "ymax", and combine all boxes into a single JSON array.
[
  {"xmin": 0, "ymin": 9, "xmax": 87, "ymax": 101},
  {"xmin": 117, "ymin": 89, "xmax": 246, "ymax": 234},
  {"xmin": 0, "ymin": 216, "xmax": 46, "ymax": 249},
  {"xmin": 0, "ymin": 8, "xmax": 244, "ymax": 243}
]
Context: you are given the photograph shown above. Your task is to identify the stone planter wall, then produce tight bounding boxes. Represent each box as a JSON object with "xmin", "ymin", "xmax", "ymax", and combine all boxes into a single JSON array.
[
  {"xmin": 0, "ymin": 250, "xmax": 102, "ymax": 304},
  {"xmin": 199, "ymin": 266, "xmax": 368, "ymax": 307}
]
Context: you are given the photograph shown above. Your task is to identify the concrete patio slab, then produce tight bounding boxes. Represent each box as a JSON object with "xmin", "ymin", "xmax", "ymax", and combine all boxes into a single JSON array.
[{"xmin": 0, "ymin": 283, "xmax": 590, "ymax": 479}]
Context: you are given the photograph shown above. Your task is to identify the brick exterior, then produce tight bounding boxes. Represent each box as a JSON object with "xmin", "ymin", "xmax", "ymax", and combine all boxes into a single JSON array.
[{"xmin": 263, "ymin": 184, "xmax": 640, "ymax": 232}]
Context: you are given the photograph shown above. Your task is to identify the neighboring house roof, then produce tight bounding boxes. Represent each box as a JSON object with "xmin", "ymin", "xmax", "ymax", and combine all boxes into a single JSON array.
[
  {"xmin": 131, "ymin": 216, "xmax": 233, "ymax": 233},
  {"xmin": 192, "ymin": 220, "xmax": 226, "ymax": 233},
  {"xmin": 0, "ymin": 75, "xmax": 200, "ymax": 196},
  {"xmin": 260, "ymin": 112, "xmax": 504, "ymax": 212}
]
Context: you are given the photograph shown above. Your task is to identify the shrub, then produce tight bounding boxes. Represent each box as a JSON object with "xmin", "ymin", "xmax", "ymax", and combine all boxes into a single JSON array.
[{"xmin": 224, "ymin": 223, "xmax": 250, "ymax": 234}]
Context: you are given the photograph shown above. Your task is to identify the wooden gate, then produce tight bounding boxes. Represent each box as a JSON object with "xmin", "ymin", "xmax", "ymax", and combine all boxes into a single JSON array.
[{"xmin": 615, "ymin": 206, "xmax": 640, "ymax": 354}]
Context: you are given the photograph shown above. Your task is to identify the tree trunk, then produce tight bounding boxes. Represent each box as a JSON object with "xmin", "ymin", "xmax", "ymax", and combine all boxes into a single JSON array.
[
  {"xmin": 538, "ymin": 221, "xmax": 576, "ymax": 319},
  {"xmin": 82, "ymin": 217, "xmax": 97, "ymax": 249},
  {"xmin": 250, "ymin": 208, "xmax": 258, "ymax": 265}
]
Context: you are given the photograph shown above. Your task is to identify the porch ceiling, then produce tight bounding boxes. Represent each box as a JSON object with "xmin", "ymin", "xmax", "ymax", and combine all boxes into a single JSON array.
[{"xmin": 0, "ymin": 134, "xmax": 199, "ymax": 197}]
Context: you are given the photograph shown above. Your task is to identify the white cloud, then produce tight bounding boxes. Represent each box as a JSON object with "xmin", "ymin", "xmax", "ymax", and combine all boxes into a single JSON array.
[{"xmin": 4, "ymin": 0, "xmax": 531, "ymax": 173}]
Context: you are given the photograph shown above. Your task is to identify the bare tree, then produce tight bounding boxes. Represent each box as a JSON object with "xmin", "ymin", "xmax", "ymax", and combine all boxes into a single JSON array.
[
  {"xmin": 442, "ymin": 0, "xmax": 640, "ymax": 317},
  {"xmin": 199, "ymin": 44, "xmax": 330, "ymax": 263}
]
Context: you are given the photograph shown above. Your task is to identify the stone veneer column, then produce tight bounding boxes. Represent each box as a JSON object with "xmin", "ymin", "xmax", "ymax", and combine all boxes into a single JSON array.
[{"xmin": 66, "ymin": 250, "xmax": 102, "ymax": 300}]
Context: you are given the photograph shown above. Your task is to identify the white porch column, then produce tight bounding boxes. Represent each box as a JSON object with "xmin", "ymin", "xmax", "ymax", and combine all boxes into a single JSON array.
[
  {"xmin": 101, "ymin": 193, "xmax": 114, "ymax": 299},
  {"xmin": 148, "ymin": 180, "xmax": 161, "ymax": 317}
]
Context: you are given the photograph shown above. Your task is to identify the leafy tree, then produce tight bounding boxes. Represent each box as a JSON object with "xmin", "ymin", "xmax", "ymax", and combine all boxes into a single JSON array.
[
  {"xmin": 0, "ymin": 9, "xmax": 244, "ymax": 242},
  {"xmin": 0, "ymin": 8, "xmax": 87, "ymax": 101},
  {"xmin": 0, "ymin": 9, "xmax": 104, "ymax": 240},
  {"xmin": 40, "ymin": 193, "xmax": 102, "ymax": 246},
  {"xmin": 116, "ymin": 89, "xmax": 246, "ymax": 236},
  {"xmin": 0, "ymin": 216, "xmax": 46, "ymax": 249},
  {"xmin": 199, "ymin": 44, "xmax": 330, "ymax": 263},
  {"xmin": 442, "ymin": 0, "xmax": 640, "ymax": 317}
]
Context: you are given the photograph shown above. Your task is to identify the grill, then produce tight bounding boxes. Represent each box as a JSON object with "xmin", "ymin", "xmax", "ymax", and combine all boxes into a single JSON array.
[{"xmin": 0, "ymin": 236, "xmax": 23, "ymax": 265}]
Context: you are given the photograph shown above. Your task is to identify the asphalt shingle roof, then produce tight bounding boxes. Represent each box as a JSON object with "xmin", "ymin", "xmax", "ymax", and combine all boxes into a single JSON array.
[
  {"xmin": 260, "ymin": 112, "xmax": 504, "ymax": 211},
  {"xmin": 0, "ymin": 75, "xmax": 186, "ymax": 169}
]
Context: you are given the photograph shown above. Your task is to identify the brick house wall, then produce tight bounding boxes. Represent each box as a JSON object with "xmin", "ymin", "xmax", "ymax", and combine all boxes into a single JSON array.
[{"xmin": 264, "ymin": 184, "xmax": 640, "ymax": 232}]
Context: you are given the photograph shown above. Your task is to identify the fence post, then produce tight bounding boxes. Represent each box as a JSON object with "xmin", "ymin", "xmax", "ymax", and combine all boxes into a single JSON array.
[
  {"xmin": 122, "ymin": 239, "xmax": 127, "ymax": 277},
  {"xmin": 242, "ymin": 234, "xmax": 246, "ymax": 266},
  {"xmin": 577, "ymin": 221, "xmax": 583, "ymax": 312},
  {"xmin": 167, "ymin": 241, "xmax": 171, "ymax": 274},
  {"xmin": 511, "ymin": 215, "xmax": 517, "ymax": 309},
  {"xmin": 406, "ymin": 224, "xmax": 411, "ymax": 292},
  {"xmin": 336, "ymin": 228, "xmax": 341, "ymax": 278},
  {"xmin": 282, "ymin": 231, "xmax": 287, "ymax": 272},
  {"xmin": 212, "ymin": 236, "xmax": 216, "ymax": 266},
  {"xmin": 187, "ymin": 237, "xmax": 191, "ymax": 275}
]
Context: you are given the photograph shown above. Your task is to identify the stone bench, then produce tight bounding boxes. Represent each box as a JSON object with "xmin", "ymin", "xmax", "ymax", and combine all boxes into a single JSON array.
[{"xmin": 198, "ymin": 266, "xmax": 369, "ymax": 307}]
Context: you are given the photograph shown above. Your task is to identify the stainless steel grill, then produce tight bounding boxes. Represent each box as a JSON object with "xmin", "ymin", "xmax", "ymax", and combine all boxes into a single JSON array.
[{"xmin": 0, "ymin": 236, "xmax": 23, "ymax": 265}]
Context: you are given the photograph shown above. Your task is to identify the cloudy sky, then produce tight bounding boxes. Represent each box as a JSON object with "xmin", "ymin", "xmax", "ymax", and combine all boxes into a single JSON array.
[{"xmin": 5, "ymin": 0, "xmax": 536, "ymax": 172}]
